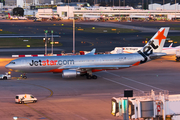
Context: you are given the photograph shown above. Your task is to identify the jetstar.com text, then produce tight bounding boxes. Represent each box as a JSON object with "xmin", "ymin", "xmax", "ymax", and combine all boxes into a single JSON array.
[{"xmin": 29, "ymin": 59, "xmax": 74, "ymax": 66}]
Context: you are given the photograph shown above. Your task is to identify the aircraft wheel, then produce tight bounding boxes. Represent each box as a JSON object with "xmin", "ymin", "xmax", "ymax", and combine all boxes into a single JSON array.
[
  {"xmin": 92, "ymin": 75, "xmax": 97, "ymax": 79},
  {"xmin": 23, "ymin": 76, "xmax": 27, "ymax": 79},
  {"xmin": 86, "ymin": 75, "xmax": 92, "ymax": 79},
  {"xmin": 21, "ymin": 101, "xmax": 24, "ymax": 104}
]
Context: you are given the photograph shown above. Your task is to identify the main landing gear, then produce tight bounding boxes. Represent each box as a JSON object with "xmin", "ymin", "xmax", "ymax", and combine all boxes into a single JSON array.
[
  {"xmin": 86, "ymin": 74, "xmax": 97, "ymax": 79},
  {"xmin": 85, "ymin": 70, "xmax": 97, "ymax": 79}
]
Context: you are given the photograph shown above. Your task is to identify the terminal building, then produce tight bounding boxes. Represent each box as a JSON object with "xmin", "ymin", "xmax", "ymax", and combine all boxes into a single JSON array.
[
  {"xmin": 35, "ymin": 2, "xmax": 180, "ymax": 21},
  {"xmin": 1, "ymin": 0, "xmax": 180, "ymax": 21}
]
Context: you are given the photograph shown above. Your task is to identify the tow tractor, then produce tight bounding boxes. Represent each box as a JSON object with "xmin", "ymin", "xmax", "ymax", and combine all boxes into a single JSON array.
[{"xmin": 0, "ymin": 72, "xmax": 11, "ymax": 80}]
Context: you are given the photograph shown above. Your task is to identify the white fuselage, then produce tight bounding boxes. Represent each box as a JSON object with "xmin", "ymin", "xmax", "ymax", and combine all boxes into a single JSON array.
[
  {"xmin": 5, "ymin": 54, "xmax": 144, "ymax": 73},
  {"xmin": 111, "ymin": 46, "xmax": 180, "ymax": 55}
]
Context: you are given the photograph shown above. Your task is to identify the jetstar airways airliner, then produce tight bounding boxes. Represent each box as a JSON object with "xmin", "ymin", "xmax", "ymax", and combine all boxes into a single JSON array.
[
  {"xmin": 111, "ymin": 43, "xmax": 180, "ymax": 55},
  {"xmin": 5, "ymin": 27, "xmax": 169, "ymax": 79}
]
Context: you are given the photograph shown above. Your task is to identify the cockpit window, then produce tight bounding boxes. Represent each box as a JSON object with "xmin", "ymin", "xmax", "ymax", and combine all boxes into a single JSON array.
[{"xmin": 9, "ymin": 62, "xmax": 15, "ymax": 64}]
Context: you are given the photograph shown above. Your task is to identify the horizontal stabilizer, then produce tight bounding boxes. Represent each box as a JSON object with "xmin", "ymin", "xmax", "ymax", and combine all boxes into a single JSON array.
[{"xmin": 149, "ymin": 52, "xmax": 166, "ymax": 59}]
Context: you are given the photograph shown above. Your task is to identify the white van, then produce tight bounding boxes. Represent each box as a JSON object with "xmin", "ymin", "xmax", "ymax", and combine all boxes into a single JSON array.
[{"xmin": 15, "ymin": 94, "xmax": 37, "ymax": 104}]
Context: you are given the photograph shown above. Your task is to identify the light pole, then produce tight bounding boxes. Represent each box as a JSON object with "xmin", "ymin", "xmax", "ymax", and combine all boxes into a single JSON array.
[
  {"xmin": 68, "ymin": 0, "xmax": 69, "ymax": 19},
  {"xmin": 175, "ymin": 0, "xmax": 177, "ymax": 20},
  {"xmin": 44, "ymin": 30, "xmax": 48, "ymax": 55},
  {"xmin": 163, "ymin": 0, "xmax": 164, "ymax": 10},
  {"xmin": 73, "ymin": 18, "xmax": 75, "ymax": 55},
  {"xmin": 51, "ymin": 30, "xmax": 54, "ymax": 55},
  {"xmin": 119, "ymin": 0, "xmax": 121, "ymax": 21}
]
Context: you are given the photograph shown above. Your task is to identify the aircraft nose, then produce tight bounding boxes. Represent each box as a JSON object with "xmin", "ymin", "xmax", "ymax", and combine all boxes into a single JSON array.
[{"xmin": 5, "ymin": 64, "xmax": 10, "ymax": 69}]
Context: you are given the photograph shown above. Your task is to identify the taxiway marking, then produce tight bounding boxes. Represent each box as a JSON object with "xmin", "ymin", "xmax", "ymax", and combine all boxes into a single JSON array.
[
  {"xmin": 102, "ymin": 77, "xmax": 144, "ymax": 92},
  {"xmin": 106, "ymin": 71, "xmax": 163, "ymax": 90}
]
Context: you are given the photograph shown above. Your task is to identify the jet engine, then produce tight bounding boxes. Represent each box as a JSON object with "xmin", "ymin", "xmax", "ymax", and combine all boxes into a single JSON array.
[{"xmin": 62, "ymin": 70, "xmax": 80, "ymax": 78}]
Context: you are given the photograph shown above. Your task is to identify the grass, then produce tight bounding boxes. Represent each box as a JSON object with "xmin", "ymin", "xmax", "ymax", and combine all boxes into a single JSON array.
[
  {"xmin": 0, "ymin": 38, "xmax": 62, "ymax": 48},
  {"xmin": 40, "ymin": 23, "xmax": 139, "ymax": 33},
  {"xmin": 170, "ymin": 27, "xmax": 180, "ymax": 31},
  {"xmin": 166, "ymin": 36, "xmax": 180, "ymax": 43},
  {"xmin": 145, "ymin": 36, "xmax": 180, "ymax": 43},
  {"xmin": 39, "ymin": 23, "xmax": 72, "ymax": 27},
  {"xmin": 65, "ymin": 27, "xmax": 139, "ymax": 33},
  {"xmin": 0, "ymin": 31, "xmax": 17, "ymax": 34}
]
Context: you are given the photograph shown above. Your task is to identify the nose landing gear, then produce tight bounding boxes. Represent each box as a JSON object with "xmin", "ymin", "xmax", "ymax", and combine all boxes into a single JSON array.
[{"xmin": 21, "ymin": 73, "xmax": 27, "ymax": 79}]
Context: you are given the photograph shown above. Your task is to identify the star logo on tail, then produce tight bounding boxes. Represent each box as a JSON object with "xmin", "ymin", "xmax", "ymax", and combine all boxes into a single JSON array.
[{"xmin": 154, "ymin": 28, "xmax": 166, "ymax": 45}]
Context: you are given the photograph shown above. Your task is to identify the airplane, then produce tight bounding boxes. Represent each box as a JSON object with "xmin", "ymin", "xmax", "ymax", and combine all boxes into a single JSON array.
[
  {"xmin": 111, "ymin": 43, "xmax": 180, "ymax": 55},
  {"xmin": 8, "ymin": 13, "xmax": 27, "ymax": 20},
  {"xmin": 5, "ymin": 27, "xmax": 169, "ymax": 79},
  {"xmin": 129, "ymin": 15, "xmax": 150, "ymax": 19},
  {"xmin": 83, "ymin": 14, "xmax": 102, "ymax": 21},
  {"xmin": 36, "ymin": 13, "xmax": 60, "ymax": 21}
]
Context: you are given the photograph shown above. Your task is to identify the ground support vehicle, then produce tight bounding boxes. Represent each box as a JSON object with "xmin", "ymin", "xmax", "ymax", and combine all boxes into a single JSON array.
[
  {"xmin": 0, "ymin": 72, "xmax": 11, "ymax": 80},
  {"xmin": 15, "ymin": 94, "xmax": 37, "ymax": 104}
]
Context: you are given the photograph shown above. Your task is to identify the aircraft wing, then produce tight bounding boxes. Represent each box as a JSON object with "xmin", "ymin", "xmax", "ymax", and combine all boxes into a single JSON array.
[{"xmin": 59, "ymin": 65, "xmax": 130, "ymax": 70}]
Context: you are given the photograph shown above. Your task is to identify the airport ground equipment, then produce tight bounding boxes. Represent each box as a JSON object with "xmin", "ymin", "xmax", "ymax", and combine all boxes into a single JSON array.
[
  {"xmin": 111, "ymin": 90, "xmax": 180, "ymax": 120},
  {"xmin": 175, "ymin": 50, "xmax": 180, "ymax": 61},
  {"xmin": 15, "ymin": 94, "xmax": 37, "ymax": 104},
  {"xmin": 0, "ymin": 72, "xmax": 11, "ymax": 80}
]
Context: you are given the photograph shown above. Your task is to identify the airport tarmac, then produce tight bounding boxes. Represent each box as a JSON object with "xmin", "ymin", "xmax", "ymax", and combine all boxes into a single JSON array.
[{"xmin": 0, "ymin": 55, "xmax": 179, "ymax": 120}]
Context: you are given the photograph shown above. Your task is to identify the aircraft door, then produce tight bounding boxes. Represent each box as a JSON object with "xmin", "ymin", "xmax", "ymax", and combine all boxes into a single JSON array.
[
  {"xmin": 21, "ymin": 59, "xmax": 26, "ymax": 67},
  {"xmin": 99, "ymin": 58, "xmax": 102, "ymax": 64}
]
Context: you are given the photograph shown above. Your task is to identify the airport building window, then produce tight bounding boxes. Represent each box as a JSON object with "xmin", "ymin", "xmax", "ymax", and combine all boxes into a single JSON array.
[{"xmin": 62, "ymin": 12, "xmax": 67, "ymax": 17}]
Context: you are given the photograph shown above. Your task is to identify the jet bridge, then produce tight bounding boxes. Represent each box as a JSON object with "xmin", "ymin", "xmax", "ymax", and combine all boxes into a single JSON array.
[{"xmin": 111, "ymin": 90, "xmax": 180, "ymax": 120}]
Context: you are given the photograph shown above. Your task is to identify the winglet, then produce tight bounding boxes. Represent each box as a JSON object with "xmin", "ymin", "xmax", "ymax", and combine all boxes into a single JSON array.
[
  {"xmin": 85, "ymin": 48, "xmax": 96, "ymax": 55},
  {"xmin": 169, "ymin": 43, "xmax": 173, "ymax": 48}
]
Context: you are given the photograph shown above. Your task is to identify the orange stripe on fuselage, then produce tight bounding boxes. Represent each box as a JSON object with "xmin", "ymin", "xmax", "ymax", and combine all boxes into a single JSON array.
[
  {"xmin": 34, "ymin": 69, "xmax": 64, "ymax": 73},
  {"xmin": 132, "ymin": 61, "xmax": 140, "ymax": 66},
  {"xmin": 33, "ymin": 68, "xmax": 128, "ymax": 73}
]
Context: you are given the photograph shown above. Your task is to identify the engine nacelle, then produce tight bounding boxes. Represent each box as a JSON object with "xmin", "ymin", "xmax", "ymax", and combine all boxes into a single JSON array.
[{"xmin": 62, "ymin": 70, "xmax": 80, "ymax": 78}]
